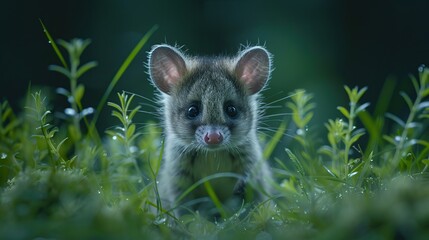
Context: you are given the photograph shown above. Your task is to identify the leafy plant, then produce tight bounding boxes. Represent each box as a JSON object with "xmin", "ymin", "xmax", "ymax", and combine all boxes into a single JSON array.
[
  {"xmin": 50, "ymin": 38, "xmax": 97, "ymax": 144},
  {"xmin": 320, "ymin": 86, "xmax": 369, "ymax": 181},
  {"xmin": 382, "ymin": 67, "xmax": 429, "ymax": 175},
  {"xmin": 105, "ymin": 92, "xmax": 147, "ymax": 199},
  {"xmin": 1, "ymin": 23, "xmax": 429, "ymax": 239},
  {"xmin": 0, "ymin": 101, "xmax": 20, "ymax": 184},
  {"xmin": 26, "ymin": 91, "xmax": 70, "ymax": 170}
]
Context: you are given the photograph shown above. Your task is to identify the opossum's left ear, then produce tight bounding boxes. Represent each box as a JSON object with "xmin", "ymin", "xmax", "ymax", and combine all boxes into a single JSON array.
[{"xmin": 235, "ymin": 46, "xmax": 272, "ymax": 94}]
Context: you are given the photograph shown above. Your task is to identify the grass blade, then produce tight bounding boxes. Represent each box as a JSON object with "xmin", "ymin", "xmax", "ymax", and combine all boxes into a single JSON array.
[
  {"xmin": 204, "ymin": 181, "xmax": 227, "ymax": 219},
  {"xmin": 39, "ymin": 19, "xmax": 68, "ymax": 69},
  {"xmin": 91, "ymin": 25, "xmax": 159, "ymax": 129},
  {"xmin": 263, "ymin": 120, "xmax": 287, "ymax": 159}
]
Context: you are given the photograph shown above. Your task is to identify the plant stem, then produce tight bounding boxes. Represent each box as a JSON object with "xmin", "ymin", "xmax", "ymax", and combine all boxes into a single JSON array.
[
  {"xmin": 390, "ymin": 85, "xmax": 424, "ymax": 173},
  {"xmin": 344, "ymin": 102, "xmax": 356, "ymax": 179}
]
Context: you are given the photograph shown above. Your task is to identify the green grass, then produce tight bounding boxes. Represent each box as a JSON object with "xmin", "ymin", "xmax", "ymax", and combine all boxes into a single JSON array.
[{"xmin": 1, "ymin": 24, "xmax": 429, "ymax": 239}]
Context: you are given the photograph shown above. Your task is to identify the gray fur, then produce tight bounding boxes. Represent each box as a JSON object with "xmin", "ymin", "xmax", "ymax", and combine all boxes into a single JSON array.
[{"xmin": 148, "ymin": 44, "xmax": 273, "ymax": 218}]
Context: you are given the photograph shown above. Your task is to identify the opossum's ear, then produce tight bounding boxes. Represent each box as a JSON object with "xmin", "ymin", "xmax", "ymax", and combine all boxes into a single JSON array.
[
  {"xmin": 149, "ymin": 45, "xmax": 187, "ymax": 94},
  {"xmin": 235, "ymin": 46, "xmax": 272, "ymax": 94}
]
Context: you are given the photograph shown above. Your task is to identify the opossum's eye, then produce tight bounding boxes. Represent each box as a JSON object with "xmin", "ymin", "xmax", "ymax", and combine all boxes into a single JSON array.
[
  {"xmin": 225, "ymin": 104, "xmax": 238, "ymax": 118},
  {"xmin": 187, "ymin": 105, "xmax": 200, "ymax": 119}
]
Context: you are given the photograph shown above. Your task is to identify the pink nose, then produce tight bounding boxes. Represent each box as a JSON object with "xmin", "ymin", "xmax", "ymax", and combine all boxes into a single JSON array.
[{"xmin": 204, "ymin": 132, "xmax": 223, "ymax": 145}]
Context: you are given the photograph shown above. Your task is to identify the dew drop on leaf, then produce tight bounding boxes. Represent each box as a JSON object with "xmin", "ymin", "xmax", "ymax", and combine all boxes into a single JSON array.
[
  {"xmin": 81, "ymin": 107, "xmax": 94, "ymax": 117},
  {"xmin": 65, "ymin": 108, "xmax": 76, "ymax": 116},
  {"xmin": 0, "ymin": 153, "xmax": 7, "ymax": 159},
  {"xmin": 154, "ymin": 215, "xmax": 167, "ymax": 225},
  {"xmin": 129, "ymin": 146, "xmax": 138, "ymax": 153}
]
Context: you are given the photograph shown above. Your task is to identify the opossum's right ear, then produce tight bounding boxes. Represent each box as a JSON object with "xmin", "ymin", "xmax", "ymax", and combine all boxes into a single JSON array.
[{"xmin": 149, "ymin": 45, "xmax": 187, "ymax": 94}]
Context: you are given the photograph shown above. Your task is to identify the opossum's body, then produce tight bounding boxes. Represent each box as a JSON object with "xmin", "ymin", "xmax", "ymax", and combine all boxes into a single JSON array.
[{"xmin": 148, "ymin": 45, "xmax": 273, "ymax": 218}]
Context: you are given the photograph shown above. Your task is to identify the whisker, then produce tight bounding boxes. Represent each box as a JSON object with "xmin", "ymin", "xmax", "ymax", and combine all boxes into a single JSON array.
[
  {"xmin": 138, "ymin": 102, "xmax": 159, "ymax": 109},
  {"xmin": 137, "ymin": 110, "xmax": 160, "ymax": 117},
  {"xmin": 260, "ymin": 112, "xmax": 293, "ymax": 119},
  {"xmin": 262, "ymin": 91, "xmax": 302, "ymax": 107},
  {"xmin": 123, "ymin": 90, "xmax": 158, "ymax": 104},
  {"xmin": 136, "ymin": 125, "xmax": 163, "ymax": 132},
  {"xmin": 260, "ymin": 105, "xmax": 284, "ymax": 110},
  {"xmin": 261, "ymin": 90, "xmax": 286, "ymax": 102},
  {"xmin": 258, "ymin": 127, "xmax": 295, "ymax": 138},
  {"xmin": 262, "ymin": 90, "xmax": 304, "ymax": 108}
]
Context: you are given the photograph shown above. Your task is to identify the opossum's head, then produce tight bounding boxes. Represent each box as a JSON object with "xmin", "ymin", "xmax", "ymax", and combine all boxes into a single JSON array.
[{"xmin": 148, "ymin": 44, "xmax": 272, "ymax": 150}]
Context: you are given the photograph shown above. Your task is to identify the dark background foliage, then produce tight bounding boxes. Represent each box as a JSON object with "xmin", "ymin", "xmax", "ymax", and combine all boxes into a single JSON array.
[{"xmin": 1, "ymin": 0, "xmax": 429, "ymax": 130}]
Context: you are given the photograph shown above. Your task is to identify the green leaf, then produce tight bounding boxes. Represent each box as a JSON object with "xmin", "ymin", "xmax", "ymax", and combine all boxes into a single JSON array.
[
  {"xmin": 274, "ymin": 157, "xmax": 290, "ymax": 172},
  {"xmin": 385, "ymin": 113, "xmax": 405, "ymax": 127},
  {"xmin": 111, "ymin": 111, "xmax": 126, "ymax": 126},
  {"xmin": 286, "ymin": 102, "xmax": 297, "ymax": 112},
  {"xmin": 349, "ymin": 132, "xmax": 365, "ymax": 145},
  {"xmin": 356, "ymin": 86, "xmax": 368, "ymax": 101},
  {"xmin": 41, "ymin": 110, "xmax": 52, "ymax": 121},
  {"xmin": 39, "ymin": 19, "xmax": 68, "ymax": 69},
  {"xmin": 422, "ymin": 88, "xmax": 429, "ymax": 97},
  {"xmin": 318, "ymin": 145, "xmax": 334, "ymax": 156},
  {"xmin": 176, "ymin": 172, "xmax": 242, "ymax": 203},
  {"xmin": 125, "ymin": 94, "xmax": 135, "ymax": 111},
  {"xmin": 374, "ymin": 77, "xmax": 396, "ymax": 117},
  {"xmin": 56, "ymin": 137, "xmax": 69, "ymax": 154},
  {"xmin": 105, "ymin": 130, "xmax": 117, "ymax": 138},
  {"xmin": 298, "ymin": 112, "xmax": 313, "ymax": 129},
  {"xmin": 400, "ymin": 91, "xmax": 413, "ymax": 111},
  {"xmin": 418, "ymin": 101, "xmax": 429, "ymax": 110},
  {"xmin": 56, "ymin": 87, "xmax": 70, "ymax": 97},
  {"xmin": 285, "ymin": 148, "xmax": 305, "ymax": 176},
  {"xmin": 383, "ymin": 135, "xmax": 398, "ymax": 146},
  {"xmin": 263, "ymin": 121, "xmax": 287, "ymax": 159},
  {"xmin": 91, "ymin": 25, "xmax": 158, "ymax": 129},
  {"xmin": 74, "ymin": 84, "xmax": 85, "ymax": 105},
  {"xmin": 4, "ymin": 120, "xmax": 20, "ymax": 134},
  {"xmin": 404, "ymin": 139, "xmax": 418, "ymax": 148},
  {"xmin": 323, "ymin": 165, "xmax": 338, "ymax": 178},
  {"xmin": 128, "ymin": 106, "xmax": 141, "ymax": 121},
  {"xmin": 416, "ymin": 139, "xmax": 429, "ymax": 148},
  {"xmin": 356, "ymin": 102, "xmax": 370, "ymax": 114},
  {"xmin": 292, "ymin": 113, "xmax": 301, "ymax": 127},
  {"xmin": 49, "ymin": 65, "xmax": 71, "ymax": 79},
  {"xmin": 410, "ymin": 74, "xmax": 419, "ymax": 94},
  {"xmin": 344, "ymin": 85, "xmax": 352, "ymax": 99},
  {"xmin": 126, "ymin": 124, "xmax": 136, "ymax": 139},
  {"xmin": 76, "ymin": 61, "xmax": 98, "ymax": 79},
  {"xmin": 57, "ymin": 39, "xmax": 73, "ymax": 53},
  {"xmin": 358, "ymin": 111, "xmax": 378, "ymax": 139},
  {"xmin": 337, "ymin": 106, "xmax": 350, "ymax": 119},
  {"xmin": 47, "ymin": 127, "xmax": 59, "ymax": 138},
  {"xmin": 203, "ymin": 181, "xmax": 227, "ymax": 219},
  {"xmin": 280, "ymin": 178, "xmax": 299, "ymax": 194},
  {"xmin": 107, "ymin": 102, "xmax": 123, "ymax": 113}
]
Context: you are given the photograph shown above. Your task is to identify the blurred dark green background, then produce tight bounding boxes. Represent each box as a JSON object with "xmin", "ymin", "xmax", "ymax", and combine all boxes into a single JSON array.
[{"xmin": 1, "ymin": 0, "xmax": 429, "ymax": 130}]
